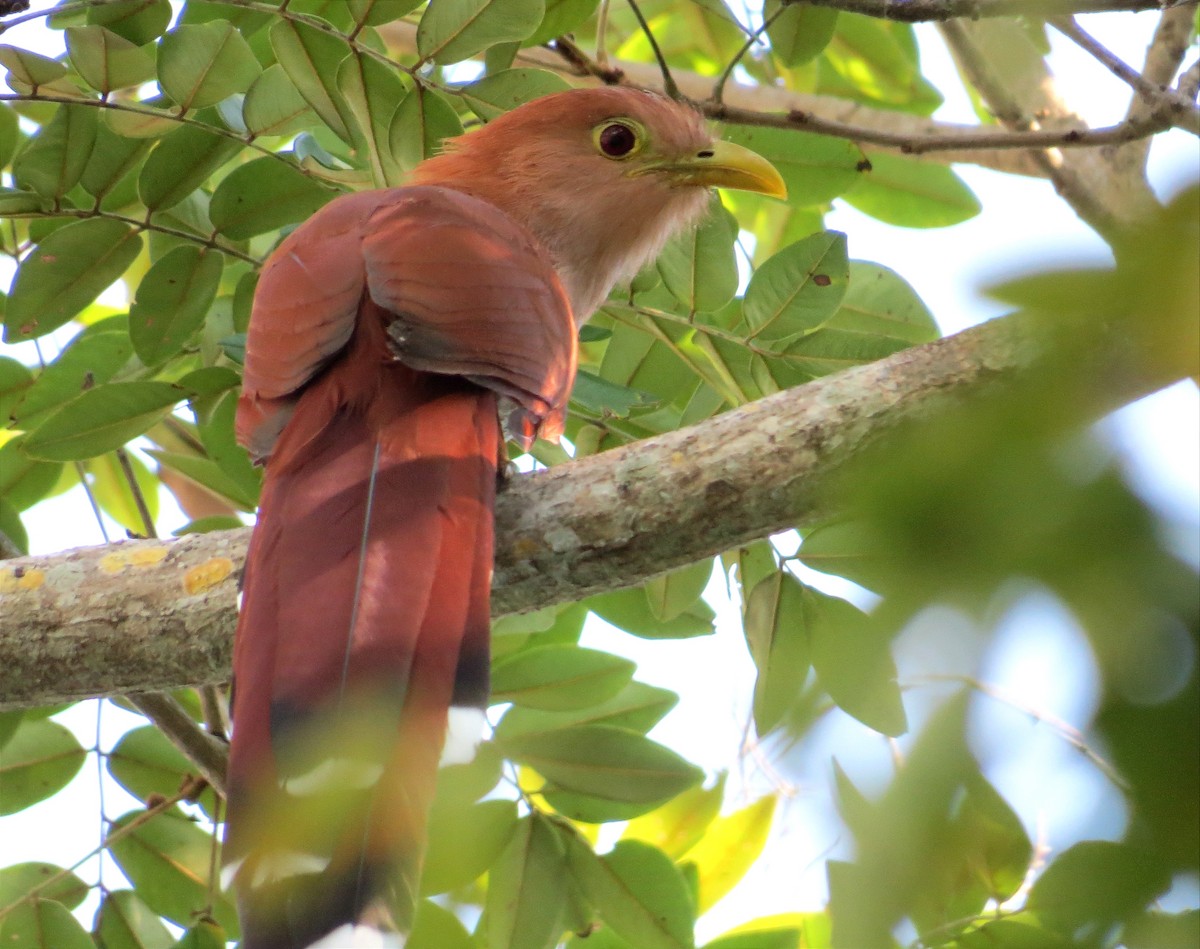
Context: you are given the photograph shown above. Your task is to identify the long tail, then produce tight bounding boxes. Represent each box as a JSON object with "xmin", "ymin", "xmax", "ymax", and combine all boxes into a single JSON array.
[{"xmin": 224, "ymin": 334, "xmax": 499, "ymax": 948}]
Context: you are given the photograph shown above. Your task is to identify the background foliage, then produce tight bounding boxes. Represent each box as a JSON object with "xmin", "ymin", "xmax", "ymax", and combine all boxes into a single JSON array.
[{"xmin": 0, "ymin": 1, "xmax": 1196, "ymax": 948}]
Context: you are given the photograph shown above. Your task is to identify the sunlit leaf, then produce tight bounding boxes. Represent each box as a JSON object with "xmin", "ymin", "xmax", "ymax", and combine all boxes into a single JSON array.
[
  {"xmin": 681, "ymin": 795, "xmax": 775, "ymax": 913},
  {"xmin": 622, "ymin": 774, "xmax": 726, "ymax": 859}
]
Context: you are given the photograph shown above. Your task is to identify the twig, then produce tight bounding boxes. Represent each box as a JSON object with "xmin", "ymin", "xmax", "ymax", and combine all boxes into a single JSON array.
[
  {"xmin": 114, "ymin": 447, "xmax": 157, "ymax": 540},
  {"xmin": 713, "ymin": 8, "xmax": 780, "ymax": 105},
  {"xmin": 1050, "ymin": 15, "xmax": 1200, "ymax": 135},
  {"xmin": 782, "ymin": 0, "xmax": 1177, "ymax": 20},
  {"xmin": 125, "ymin": 692, "xmax": 229, "ymax": 795},
  {"xmin": 626, "ymin": 0, "xmax": 679, "ymax": 99}
]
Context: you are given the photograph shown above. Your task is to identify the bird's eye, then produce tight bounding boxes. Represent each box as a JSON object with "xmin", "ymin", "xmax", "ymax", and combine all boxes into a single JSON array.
[{"xmin": 596, "ymin": 122, "xmax": 640, "ymax": 159}]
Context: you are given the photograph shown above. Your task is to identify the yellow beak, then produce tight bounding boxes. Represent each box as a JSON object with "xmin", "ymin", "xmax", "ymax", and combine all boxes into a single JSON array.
[{"xmin": 643, "ymin": 140, "xmax": 787, "ymax": 200}]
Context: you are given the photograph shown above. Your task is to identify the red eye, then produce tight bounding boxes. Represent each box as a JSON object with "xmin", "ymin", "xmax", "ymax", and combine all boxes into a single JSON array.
[{"xmin": 598, "ymin": 123, "xmax": 637, "ymax": 158}]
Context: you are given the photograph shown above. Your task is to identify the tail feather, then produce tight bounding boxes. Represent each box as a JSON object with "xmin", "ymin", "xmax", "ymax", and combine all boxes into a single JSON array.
[{"xmin": 225, "ymin": 348, "xmax": 500, "ymax": 947}]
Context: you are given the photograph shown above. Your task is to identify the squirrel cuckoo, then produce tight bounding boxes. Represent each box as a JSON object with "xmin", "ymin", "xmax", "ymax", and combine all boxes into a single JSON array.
[{"xmin": 223, "ymin": 87, "xmax": 785, "ymax": 949}]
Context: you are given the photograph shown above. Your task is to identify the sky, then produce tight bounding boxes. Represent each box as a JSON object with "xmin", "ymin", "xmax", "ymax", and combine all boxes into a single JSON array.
[{"xmin": 1, "ymin": 1, "xmax": 1198, "ymax": 944}]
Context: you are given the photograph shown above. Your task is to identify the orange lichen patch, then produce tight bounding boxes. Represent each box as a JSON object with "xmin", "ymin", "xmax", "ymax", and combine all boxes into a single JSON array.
[
  {"xmin": 99, "ymin": 546, "xmax": 169, "ymax": 574},
  {"xmin": 184, "ymin": 557, "xmax": 234, "ymax": 595},
  {"xmin": 0, "ymin": 566, "xmax": 45, "ymax": 593},
  {"xmin": 670, "ymin": 450, "xmax": 687, "ymax": 466},
  {"xmin": 510, "ymin": 536, "xmax": 541, "ymax": 559}
]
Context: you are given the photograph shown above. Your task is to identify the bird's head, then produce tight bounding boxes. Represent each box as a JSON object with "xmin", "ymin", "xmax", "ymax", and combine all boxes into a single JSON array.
[{"xmin": 411, "ymin": 87, "xmax": 785, "ymax": 320}]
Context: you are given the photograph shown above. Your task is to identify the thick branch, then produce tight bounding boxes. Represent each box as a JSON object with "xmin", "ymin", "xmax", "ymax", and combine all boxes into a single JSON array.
[{"xmin": 0, "ymin": 311, "xmax": 1181, "ymax": 711}]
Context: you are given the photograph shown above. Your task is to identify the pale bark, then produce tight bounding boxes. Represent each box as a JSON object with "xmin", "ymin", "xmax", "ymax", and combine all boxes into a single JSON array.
[{"xmin": 0, "ymin": 311, "xmax": 1180, "ymax": 711}]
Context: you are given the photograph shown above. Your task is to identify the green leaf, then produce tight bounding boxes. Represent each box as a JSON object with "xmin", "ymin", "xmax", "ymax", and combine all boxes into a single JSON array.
[
  {"xmin": 723, "ymin": 127, "xmax": 863, "ymax": 207},
  {"xmin": 157, "ymin": 21, "xmax": 261, "ymax": 112},
  {"xmin": 423, "ymin": 798, "xmax": 518, "ymax": 895},
  {"xmin": 658, "ymin": 198, "xmax": 738, "ymax": 314},
  {"xmin": 336, "ymin": 51, "xmax": 408, "ymax": 186},
  {"xmin": 22, "ymin": 381, "xmax": 188, "ymax": 461},
  {"xmin": 66, "ymin": 25, "xmax": 156, "ymax": 94},
  {"xmin": 241, "ymin": 64, "xmax": 313, "ymax": 138},
  {"xmin": 767, "ymin": 0, "xmax": 837, "ymax": 66},
  {"xmin": 87, "ymin": 0, "xmax": 173, "ymax": 46},
  {"xmin": 167, "ymin": 920, "xmax": 226, "ymax": 949},
  {"xmin": 348, "ymin": 0, "xmax": 425, "ymax": 27},
  {"xmin": 681, "ymin": 795, "xmax": 776, "ymax": 913},
  {"xmin": 0, "ymin": 899, "xmax": 93, "ymax": 949},
  {"xmin": 417, "ymin": 0, "xmax": 545, "ymax": 65},
  {"xmin": 12, "ymin": 105, "xmax": 97, "ymax": 199},
  {"xmin": 0, "ymin": 718, "xmax": 87, "ymax": 815},
  {"xmin": 819, "ymin": 16, "xmax": 941, "ymax": 115},
  {"xmin": 85, "ymin": 450, "xmax": 159, "ymax": 535},
  {"xmin": 388, "ymin": 84, "xmax": 464, "ymax": 172},
  {"xmin": 496, "ymin": 681, "xmax": 679, "ymax": 741},
  {"xmin": 0, "ymin": 357, "xmax": 33, "ymax": 422},
  {"xmin": 492, "ymin": 645, "xmax": 636, "ymax": 711},
  {"xmin": 742, "ymin": 230, "xmax": 849, "ymax": 348},
  {"xmin": 485, "ymin": 814, "xmax": 568, "ymax": 949},
  {"xmin": 459, "ymin": 68, "xmax": 572, "ymax": 121},
  {"xmin": 4, "ymin": 219, "xmax": 141, "ymax": 342},
  {"xmin": 146, "ymin": 449, "xmax": 258, "ymax": 511},
  {"xmin": 569, "ymin": 368, "xmax": 657, "ymax": 419},
  {"xmin": 129, "ymin": 245, "xmax": 223, "ymax": 365},
  {"xmin": 138, "ymin": 124, "xmax": 242, "ymax": 212},
  {"xmin": 0, "ymin": 45, "xmax": 73, "ymax": 93},
  {"xmin": 744, "ymin": 571, "xmax": 812, "ymax": 735},
  {"xmin": 106, "ymin": 809, "xmax": 239, "ymax": 934},
  {"xmin": 409, "ymin": 899, "xmax": 473, "ymax": 949},
  {"xmin": 0, "ymin": 498, "xmax": 28, "ymax": 555},
  {"xmin": 645, "ymin": 560, "xmax": 713, "ymax": 623},
  {"xmin": 843, "ymin": 153, "xmax": 980, "ymax": 228},
  {"xmin": 499, "ymin": 724, "xmax": 702, "ymax": 805},
  {"xmin": 93, "ymin": 889, "xmax": 175, "ymax": 949},
  {"xmin": 806, "ymin": 585, "xmax": 905, "ymax": 735},
  {"xmin": 567, "ymin": 837, "xmax": 695, "ymax": 949},
  {"xmin": 0, "ymin": 438, "xmax": 61, "ymax": 511},
  {"xmin": 209, "ymin": 156, "xmax": 334, "ymax": 242},
  {"xmin": 10, "ymin": 326, "xmax": 134, "ymax": 429},
  {"xmin": 107, "ymin": 725, "xmax": 217, "ymax": 816},
  {"xmin": 269, "ymin": 19, "xmax": 357, "ymax": 144},
  {"xmin": 525, "ymin": 0, "xmax": 598, "ymax": 46},
  {"xmin": 622, "ymin": 774, "xmax": 726, "ymax": 860},
  {"xmin": 0, "ymin": 104, "xmax": 19, "ymax": 167},
  {"xmin": 1028, "ymin": 841, "xmax": 1172, "ymax": 937},
  {"xmin": 80, "ymin": 122, "xmax": 150, "ymax": 202},
  {"xmin": 781, "ymin": 260, "xmax": 938, "ymax": 376},
  {"xmin": 0, "ymin": 862, "xmax": 88, "ymax": 910},
  {"xmin": 589, "ymin": 584, "xmax": 716, "ymax": 640},
  {"xmin": 703, "ymin": 912, "xmax": 827, "ymax": 949}
]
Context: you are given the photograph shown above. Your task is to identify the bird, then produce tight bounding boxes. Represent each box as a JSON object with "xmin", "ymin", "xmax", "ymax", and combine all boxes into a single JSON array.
[{"xmin": 221, "ymin": 86, "xmax": 786, "ymax": 949}]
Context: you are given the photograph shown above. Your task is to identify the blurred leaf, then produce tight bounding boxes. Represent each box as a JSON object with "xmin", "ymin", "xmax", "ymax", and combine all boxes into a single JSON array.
[
  {"xmin": 12, "ymin": 105, "xmax": 97, "ymax": 199},
  {"xmin": 66, "ymin": 25, "xmax": 155, "ymax": 94},
  {"xmin": 87, "ymin": 0, "xmax": 173, "ymax": 45},
  {"xmin": 129, "ymin": 245, "xmax": 223, "ymax": 365},
  {"xmin": 496, "ymin": 681, "xmax": 679, "ymax": 740},
  {"xmin": 818, "ymin": 15, "xmax": 941, "ymax": 114},
  {"xmin": 484, "ymin": 813, "xmax": 567, "ymax": 949},
  {"xmin": 723, "ymin": 127, "xmax": 863, "ymax": 208},
  {"xmin": 168, "ymin": 920, "xmax": 226, "ymax": 949},
  {"xmin": 0, "ymin": 899, "xmax": 93, "ymax": 949},
  {"xmin": 623, "ymin": 774, "xmax": 726, "ymax": 860},
  {"xmin": 93, "ymin": 889, "xmax": 175, "ymax": 949},
  {"xmin": 157, "ymin": 21, "xmax": 260, "ymax": 111},
  {"xmin": 499, "ymin": 724, "xmax": 702, "ymax": 806},
  {"xmin": 1124, "ymin": 909, "xmax": 1200, "ymax": 949},
  {"xmin": 742, "ymin": 230, "xmax": 849, "ymax": 348},
  {"xmin": 767, "ymin": 0, "xmax": 837, "ymax": 66},
  {"xmin": 418, "ymin": 0, "xmax": 545, "ymax": 65},
  {"xmin": 645, "ymin": 559, "xmax": 714, "ymax": 623},
  {"xmin": 589, "ymin": 584, "xmax": 716, "ymax": 640},
  {"xmin": 107, "ymin": 809, "xmax": 239, "ymax": 934},
  {"xmin": 423, "ymin": 798, "xmax": 518, "ymax": 895},
  {"xmin": 744, "ymin": 570, "xmax": 812, "ymax": 734},
  {"xmin": 567, "ymin": 837, "xmax": 695, "ymax": 949},
  {"xmin": 22, "ymin": 381, "xmax": 187, "ymax": 461},
  {"xmin": 409, "ymin": 899, "xmax": 473, "ymax": 949},
  {"xmin": 702, "ymin": 912, "xmax": 830, "ymax": 949},
  {"xmin": 0, "ymin": 718, "xmax": 86, "ymax": 815},
  {"xmin": 1027, "ymin": 841, "xmax": 1172, "ymax": 940},
  {"xmin": 0, "ymin": 497, "xmax": 28, "ymax": 555},
  {"xmin": 460, "ymin": 68, "xmax": 572, "ymax": 121},
  {"xmin": 0, "ymin": 863, "xmax": 88, "ymax": 909},
  {"xmin": 209, "ymin": 156, "xmax": 334, "ymax": 239},
  {"xmin": 492, "ymin": 644, "xmax": 636, "ymax": 711},
  {"xmin": 844, "ymin": 153, "xmax": 980, "ymax": 228},
  {"xmin": 681, "ymin": 795, "xmax": 775, "ymax": 914}
]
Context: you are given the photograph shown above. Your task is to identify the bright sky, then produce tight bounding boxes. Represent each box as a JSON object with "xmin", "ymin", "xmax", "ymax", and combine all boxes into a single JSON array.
[{"xmin": 1, "ymin": 1, "xmax": 1197, "ymax": 944}]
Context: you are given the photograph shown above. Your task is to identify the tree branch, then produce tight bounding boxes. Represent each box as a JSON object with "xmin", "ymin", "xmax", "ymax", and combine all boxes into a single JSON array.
[
  {"xmin": 0, "ymin": 310, "xmax": 1182, "ymax": 711},
  {"xmin": 784, "ymin": 0, "xmax": 1179, "ymax": 20}
]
